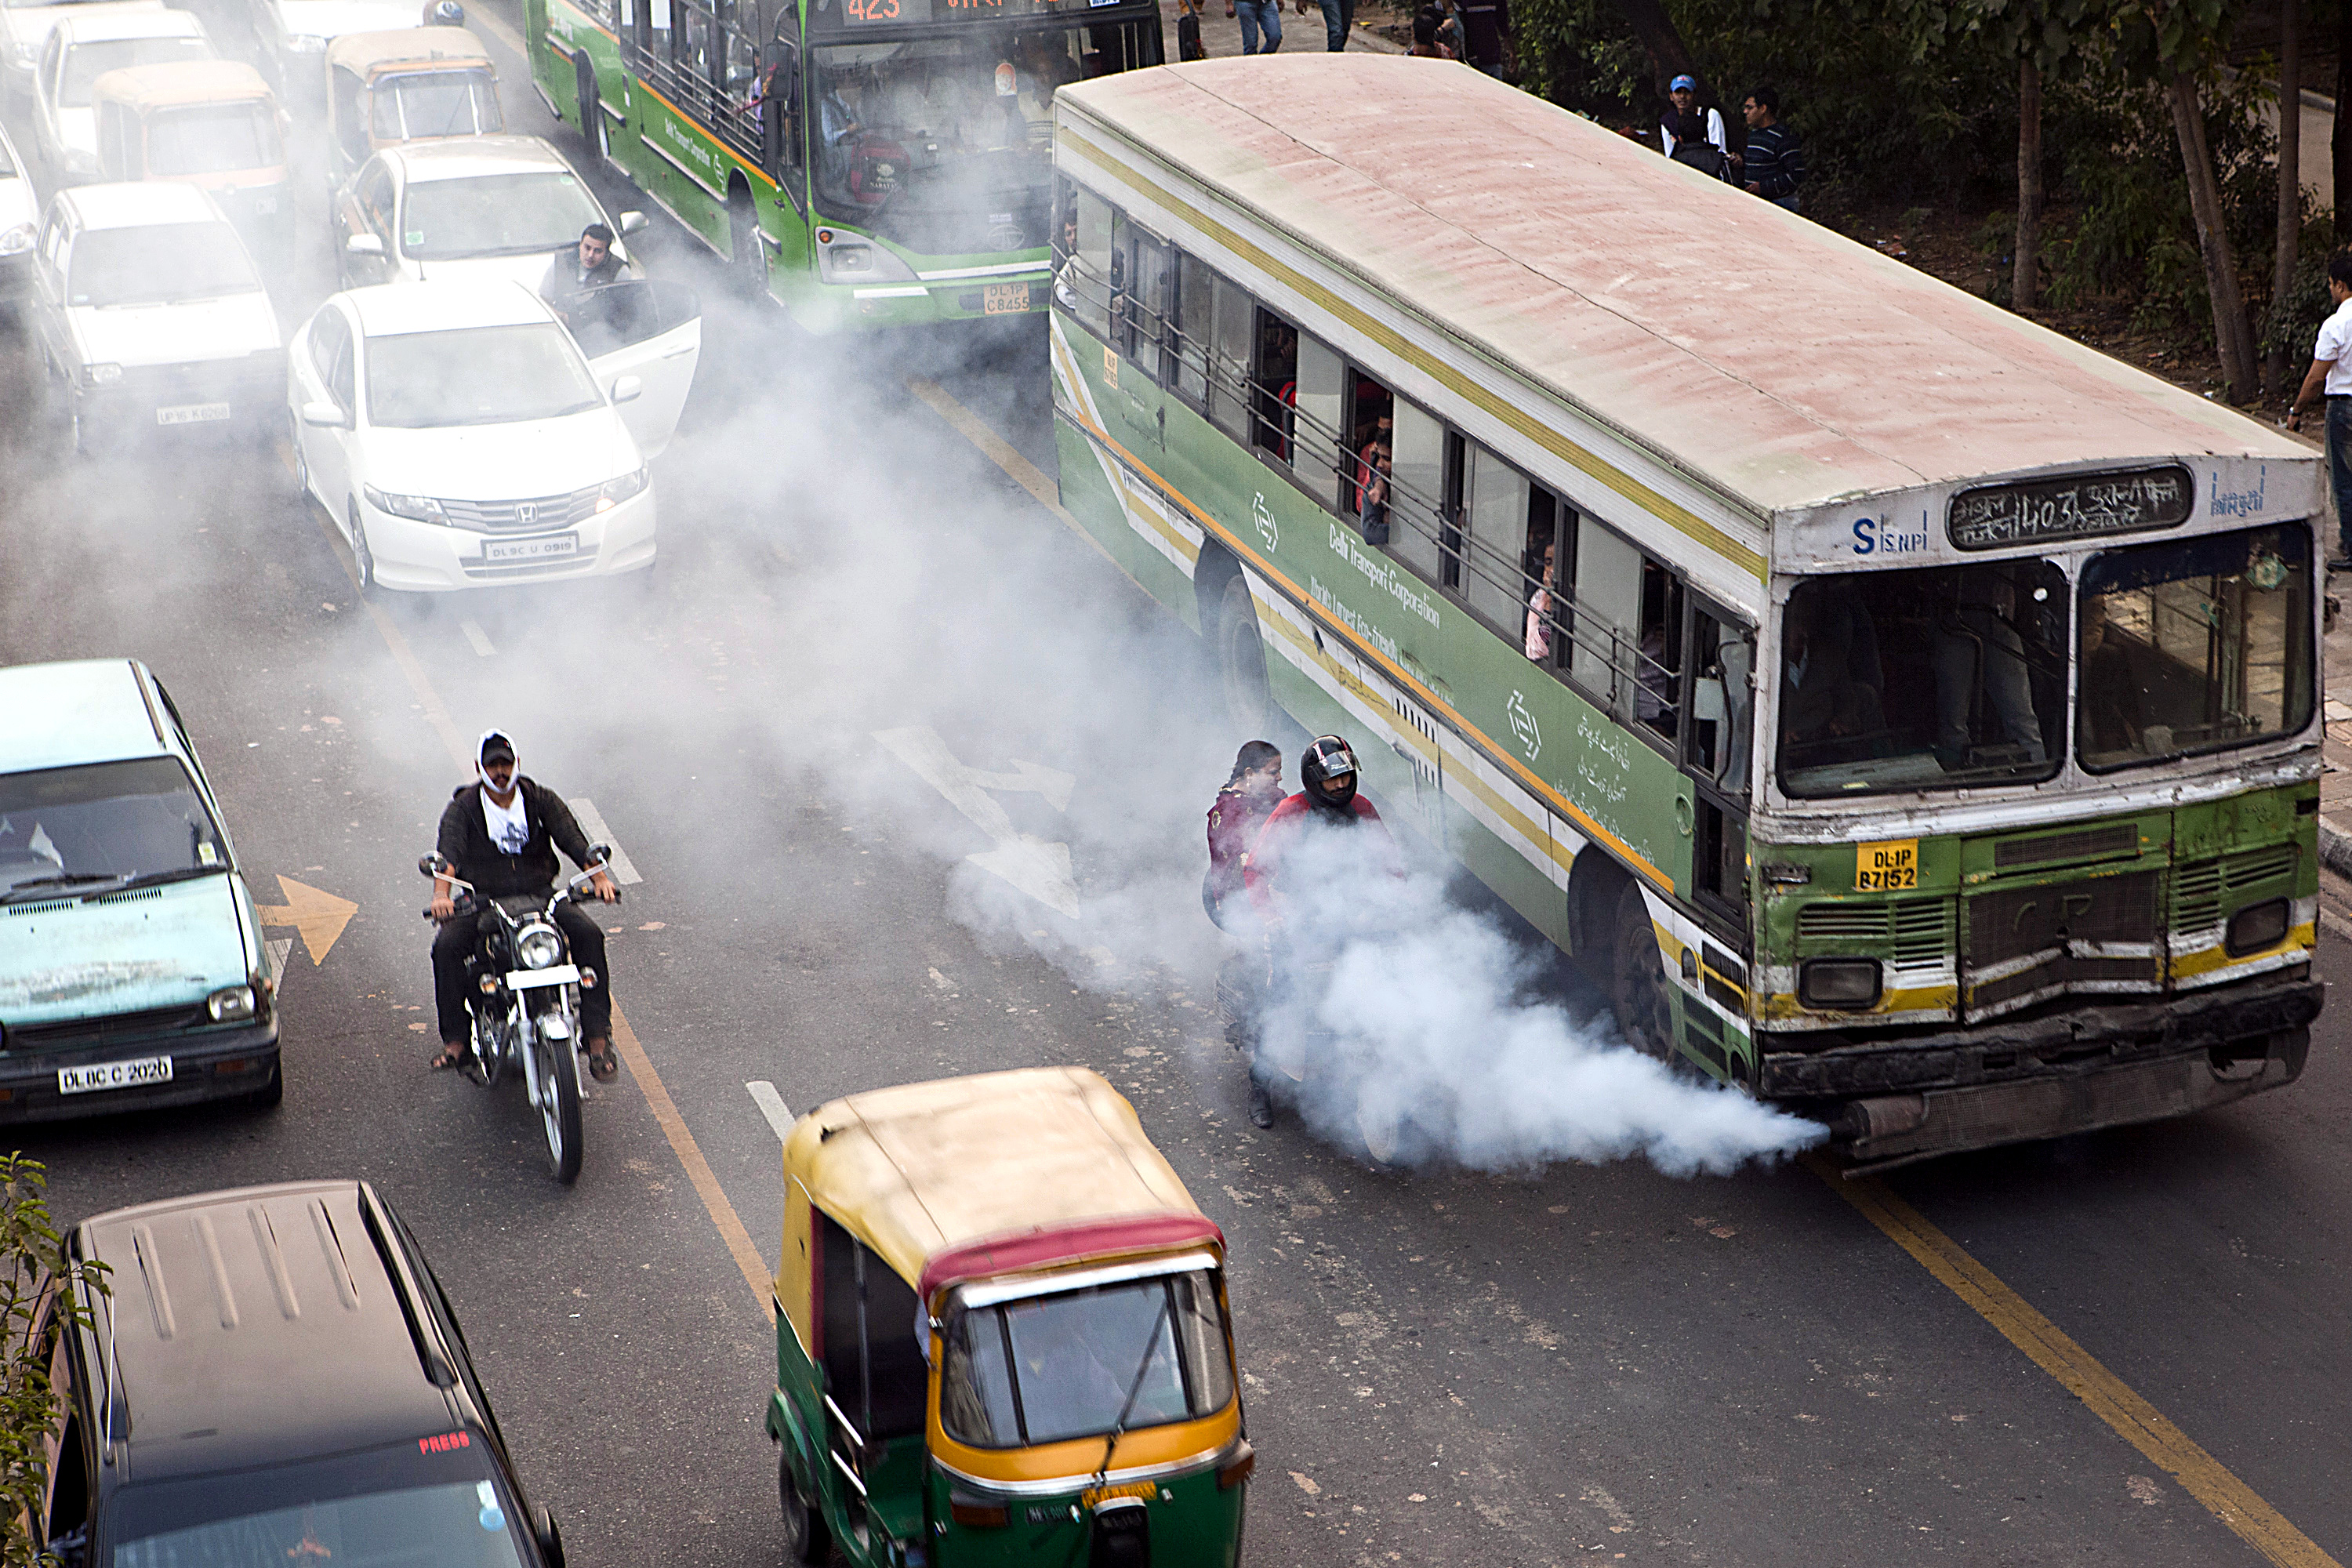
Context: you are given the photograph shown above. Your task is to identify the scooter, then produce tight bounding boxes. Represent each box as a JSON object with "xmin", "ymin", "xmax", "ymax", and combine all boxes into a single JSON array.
[{"xmin": 419, "ymin": 848, "xmax": 613, "ymax": 1184}]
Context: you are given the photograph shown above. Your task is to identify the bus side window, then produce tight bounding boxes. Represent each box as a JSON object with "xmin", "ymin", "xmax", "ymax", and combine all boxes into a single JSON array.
[
  {"xmin": 1635, "ymin": 560, "xmax": 1683, "ymax": 742},
  {"xmin": 1249, "ymin": 309, "xmax": 1298, "ymax": 462},
  {"xmin": 1206, "ymin": 273, "xmax": 1254, "ymax": 441},
  {"xmin": 1686, "ymin": 604, "xmax": 1753, "ymax": 797},
  {"xmin": 1571, "ymin": 523, "xmax": 1641, "ymax": 710},
  {"xmin": 1068, "ymin": 186, "xmax": 1114, "ymax": 341},
  {"xmin": 1523, "ymin": 486, "xmax": 1574, "ymax": 673},
  {"xmin": 1460, "ymin": 441, "xmax": 1529, "ymax": 633},
  {"xmin": 1172, "ymin": 250, "xmax": 1212, "ymax": 405},
  {"xmin": 1386, "ymin": 398, "xmax": 1446, "ymax": 584},
  {"xmin": 1342, "ymin": 372, "xmax": 1392, "ymax": 515},
  {"xmin": 1439, "ymin": 430, "xmax": 1466, "ymax": 590},
  {"xmin": 1290, "ymin": 327, "xmax": 1343, "ymax": 489},
  {"xmin": 648, "ymin": 0, "xmax": 673, "ymax": 74}
]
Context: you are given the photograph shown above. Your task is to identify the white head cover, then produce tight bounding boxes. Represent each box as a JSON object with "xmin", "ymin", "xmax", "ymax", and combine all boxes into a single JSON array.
[{"xmin": 477, "ymin": 728, "xmax": 518, "ymax": 777}]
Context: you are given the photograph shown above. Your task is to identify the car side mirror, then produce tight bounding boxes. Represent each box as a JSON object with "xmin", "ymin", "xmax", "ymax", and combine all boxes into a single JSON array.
[
  {"xmin": 617, "ymin": 210, "xmax": 646, "ymax": 236},
  {"xmin": 530, "ymin": 1505, "xmax": 564, "ymax": 1568},
  {"xmin": 611, "ymin": 375, "xmax": 642, "ymax": 404},
  {"xmin": 344, "ymin": 233, "xmax": 383, "ymax": 257},
  {"xmin": 299, "ymin": 401, "xmax": 348, "ymax": 429},
  {"xmin": 418, "ymin": 852, "xmax": 448, "ymax": 877}
]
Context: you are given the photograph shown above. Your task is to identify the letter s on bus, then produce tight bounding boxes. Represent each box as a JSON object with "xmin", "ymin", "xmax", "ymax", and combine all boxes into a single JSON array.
[{"xmin": 1852, "ymin": 517, "xmax": 1876, "ymax": 554}]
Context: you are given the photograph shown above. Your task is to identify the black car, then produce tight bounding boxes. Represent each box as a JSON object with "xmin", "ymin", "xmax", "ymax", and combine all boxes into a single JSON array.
[{"xmin": 33, "ymin": 1179, "xmax": 564, "ymax": 1567}]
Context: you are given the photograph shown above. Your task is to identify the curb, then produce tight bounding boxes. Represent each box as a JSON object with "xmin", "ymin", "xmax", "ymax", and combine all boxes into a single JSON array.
[{"xmin": 2321, "ymin": 815, "xmax": 2352, "ymax": 881}]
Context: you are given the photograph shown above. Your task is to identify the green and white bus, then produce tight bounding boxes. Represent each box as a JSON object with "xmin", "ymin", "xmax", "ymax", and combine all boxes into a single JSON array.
[
  {"xmin": 1048, "ymin": 56, "xmax": 2325, "ymax": 1171},
  {"xmin": 525, "ymin": 0, "xmax": 1160, "ymax": 331}
]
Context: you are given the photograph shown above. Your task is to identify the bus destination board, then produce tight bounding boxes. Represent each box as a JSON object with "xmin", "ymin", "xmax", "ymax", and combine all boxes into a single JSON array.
[{"xmin": 1947, "ymin": 464, "xmax": 2193, "ymax": 551}]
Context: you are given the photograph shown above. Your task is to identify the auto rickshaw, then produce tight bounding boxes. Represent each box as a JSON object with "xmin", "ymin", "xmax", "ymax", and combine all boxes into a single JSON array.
[
  {"xmin": 92, "ymin": 62, "xmax": 292, "ymax": 263},
  {"xmin": 767, "ymin": 1066, "xmax": 1252, "ymax": 1566},
  {"xmin": 324, "ymin": 27, "xmax": 499, "ymax": 191}
]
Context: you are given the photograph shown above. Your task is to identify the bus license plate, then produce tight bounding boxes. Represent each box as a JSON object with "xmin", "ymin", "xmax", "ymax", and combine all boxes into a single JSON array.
[
  {"xmin": 484, "ymin": 534, "xmax": 578, "ymax": 564},
  {"xmin": 1856, "ymin": 839, "xmax": 1918, "ymax": 891},
  {"xmin": 157, "ymin": 402, "xmax": 231, "ymax": 426},
  {"xmin": 59, "ymin": 1055, "xmax": 173, "ymax": 1095},
  {"xmin": 982, "ymin": 282, "xmax": 1032, "ymax": 315}
]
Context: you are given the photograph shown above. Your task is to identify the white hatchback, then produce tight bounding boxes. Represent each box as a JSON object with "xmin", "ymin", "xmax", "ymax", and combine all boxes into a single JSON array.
[
  {"xmin": 334, "ymin": 134, "xmax": 644, "ymax": 294},
  {"xmin": 289, "ymin": 278, "xmax": 699, "ymax": 592},
  {"xmin": 0, "ymin": 0, "xmax": 158, "ymax": 111},
  {"xmin": 31, "ymin": 4, "xmax": 209, "ymax": 180}
]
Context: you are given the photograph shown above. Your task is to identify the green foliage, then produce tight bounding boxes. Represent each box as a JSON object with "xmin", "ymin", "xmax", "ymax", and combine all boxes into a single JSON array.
[
  {"xmin": 0, "ymin": 1157, "xmax": 106, "ymax": 1568},
  {"xmin": 1515, "ymin": 0, "xmax": 1654, "ymax": 122},
  {"xmin": 2260, "ymin": 217, "xmax": 2343, "ymax": 361}
]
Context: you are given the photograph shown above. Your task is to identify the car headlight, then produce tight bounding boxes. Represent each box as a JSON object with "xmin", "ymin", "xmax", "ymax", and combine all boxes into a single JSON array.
[
  {"xmin": 365, "ymin": 485, "xmax": 448, "ymax": 524},
  {"xmin": 81, "ymin": 362, "xmax": 122, "ymax": 387},
  {"xmin": 1798, "ymin": 957, "xmax": 1881, "ymax": 1010},
  {"xmin": 208, "ymin": 985, "xmax": 256, "ymax": 1022},
  {"xmin": 0, "ymin": 223, "xmax": 33, "ymax": 257},
  {"xmin": 285, "ymin": 33, "xmax": 327, "ymax": 51},
  {"xmin": 2225, "ymin": 898, "xmax": 2292, "ymax": 957},
  {"xmin": 516, "ymin": 925, "xmax": 564, "ymax": 970},
  {"xmin": 597, "ymin": 466, "xmax": 648, "ymax": 510}
]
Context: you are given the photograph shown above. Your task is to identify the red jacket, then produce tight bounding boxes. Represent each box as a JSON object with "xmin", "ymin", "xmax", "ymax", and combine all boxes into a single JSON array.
[
  {"xmin": 1205, "ymin": 783, "xmax": 1278, "ymax": 907},
  {"xmin": 1242, "ymin": 793, "xmax": 1392, "ymax": 918}
]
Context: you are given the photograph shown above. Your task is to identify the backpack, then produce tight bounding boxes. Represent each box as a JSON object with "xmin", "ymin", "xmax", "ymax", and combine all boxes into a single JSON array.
[{"xmin": 1670, "ymin": 138, "xmax": 1731, "ymax": 181}]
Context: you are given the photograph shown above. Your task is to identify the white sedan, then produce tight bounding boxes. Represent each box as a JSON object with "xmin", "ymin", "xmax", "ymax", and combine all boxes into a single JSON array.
[
  {"xmin": 335, "ymin": 134, "xmax": 644, "ymax": 293},
  {"xmin": 30, "ymin": 4, "xmax": 208, "ymax": 180},
  {"xmin": 288, "ymin": 279, "xmax": 699, "ymax": 592},
  {"xmin": 0, "ymin": 0, "xmax": 158, "ymax": 111}
]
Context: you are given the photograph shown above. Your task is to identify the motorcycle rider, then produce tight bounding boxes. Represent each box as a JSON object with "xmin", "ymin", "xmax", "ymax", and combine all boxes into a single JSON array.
[
  {"xmin": 429, "ymin": 731, "xmax": 621, "ymax": 1082},
  {"xmin": 1231, "ymin": 735, "xmax": 1396, "ymax": 1127}
]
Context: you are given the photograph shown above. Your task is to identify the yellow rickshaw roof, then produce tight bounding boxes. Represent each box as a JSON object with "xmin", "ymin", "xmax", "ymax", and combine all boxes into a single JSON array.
[
  {"xmin": 326, "ymin": 27, "xmax": 493, "ymax": 74},
  {"xmin": 91, "ymin": 60, "xmax": 273, "ymax": 110},
  {"xmin": 784, "ymin": 1066, "xmax": 1207, "ymax": 1291}
]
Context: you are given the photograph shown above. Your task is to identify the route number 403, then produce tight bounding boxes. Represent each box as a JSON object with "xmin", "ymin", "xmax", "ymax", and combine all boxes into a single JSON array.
[{"xmin": 1856, "ymin": 839, "xmax": 1918, "ymax": 892}]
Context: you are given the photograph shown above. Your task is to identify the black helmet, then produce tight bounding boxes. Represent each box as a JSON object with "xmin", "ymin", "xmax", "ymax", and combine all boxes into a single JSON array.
[
  {"xmin": 423, "ymin": 0, "xmax": 465, "ymax": 24},
  {"xmin": 1298, "ymin": 735, "xmax": 1359, "ymax": 813}
]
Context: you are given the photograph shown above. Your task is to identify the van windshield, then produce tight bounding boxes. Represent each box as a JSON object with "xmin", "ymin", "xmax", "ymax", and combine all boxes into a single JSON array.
[
  {"xmin": 147, "ymin": 102, "xmax": 281, "ymax": 175},
  {"xmin": 66, "ymin": 220, "xmax": 257, "ymax": 306},
  {"xmin": 370, "ymin": 69, "xmax": 499, "ymax": 140},
  {"xmin": 107, "ymin": 1436, "xmax": 528, "ymax": 1568},
  {"xmin": 940, "ymin": 1270, "xmax": 1233, "ymax": 1448},
  {"xmin": 61, "ymin": 36, "xmax": 211, "ymax": 107},
  {"xmin": 0, "ymin": 757, "xmax": 224, "ymax": 900}
]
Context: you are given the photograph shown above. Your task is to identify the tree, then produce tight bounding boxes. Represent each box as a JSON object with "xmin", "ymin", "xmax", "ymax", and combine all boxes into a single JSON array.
[
  {"xmin": 2271, "ymin": 0, "xmax": 2299, "ymax": 394},
  {"xmin": 0, "ymin": 1156, "xmax": 106, "ymax": 1568}
]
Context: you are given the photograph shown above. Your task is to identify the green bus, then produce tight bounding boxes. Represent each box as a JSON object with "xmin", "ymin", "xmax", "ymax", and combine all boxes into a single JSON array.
[
  {"xmin": 1048, "ymin": 56, "xmax": 2325, "ymax": 1171},
  {"xmin": 524, "ymin": 0, "xmax": 1160, "ymax": 331}
]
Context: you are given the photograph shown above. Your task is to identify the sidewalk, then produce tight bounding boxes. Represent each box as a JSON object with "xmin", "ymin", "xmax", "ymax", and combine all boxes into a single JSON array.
[
  {"xmin": 2321, "ymin": 588, "xmax": 2352, "ymax": 875},
  {"xmin": 1156, "ymin": 0, "xmax": 1406, "ymax": 59}
]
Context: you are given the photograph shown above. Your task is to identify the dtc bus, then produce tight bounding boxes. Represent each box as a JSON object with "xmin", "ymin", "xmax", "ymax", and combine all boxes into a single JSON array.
[
  {"xmin": 523, "ymin": 0, "xmax": 1160, "ymax": 331},
  {"xmin": 1047, "ymin": 56, "xmax": 2325, "ymax": 1171}
]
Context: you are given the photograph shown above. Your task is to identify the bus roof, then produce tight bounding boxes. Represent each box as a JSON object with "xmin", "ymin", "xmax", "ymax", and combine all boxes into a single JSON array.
[
  {"xmin": 782, "ymin": 1066, "xmax": 1211, "ymax": 1295},
  {"xmin": 1054, "ymin": 57, "xmax": 2310, "ymax": 528}
]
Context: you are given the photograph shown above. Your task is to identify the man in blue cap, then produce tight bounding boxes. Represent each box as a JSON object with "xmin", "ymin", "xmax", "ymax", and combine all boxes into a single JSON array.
[{"xmin": 1660, "ymin": 74, "xmax": 1730, "ymax": 169}]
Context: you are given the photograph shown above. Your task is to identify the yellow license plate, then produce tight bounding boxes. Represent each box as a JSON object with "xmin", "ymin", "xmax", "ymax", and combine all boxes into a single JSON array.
[
  {"xmin": 1856, "ymin": 839, "xmax": 1918, "ymax": 891},
  {"xmin": 982, "ymin": 282, "xmax": 1033, "ymax": 315}
]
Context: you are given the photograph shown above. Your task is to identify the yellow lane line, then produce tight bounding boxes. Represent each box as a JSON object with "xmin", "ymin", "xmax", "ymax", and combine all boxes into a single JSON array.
[
  {"xmin": 302, "ymin": 489, "xmax": 777, "ymax": 1323},
  {"xmin": 1809, "ymin": 1155, "xmax": 2340, "ymax": 1568}
]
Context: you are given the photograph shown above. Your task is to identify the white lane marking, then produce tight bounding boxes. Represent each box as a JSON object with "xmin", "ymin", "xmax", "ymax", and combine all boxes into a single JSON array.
[
  {"xmin": 265, "ymin": 938, "xmax": 293, "ymax": 983},
  {"xmin": 746, "ymin": 1080, "xmax": 793, "ymax": 1142},
  {"xmin": 872, "ymin": 726, "xmax": 1080, "ymax": 918},
  {"xmin": 2322, "ymin": 907, "xmax": 2352, "ymax": 942},
  {"xmin": 567, "ymin": 797, "xmax": 643, "ymax": 884},
  {"xmin": 460, "ymin": 619, "xmax": 498, "ymax": 656}
]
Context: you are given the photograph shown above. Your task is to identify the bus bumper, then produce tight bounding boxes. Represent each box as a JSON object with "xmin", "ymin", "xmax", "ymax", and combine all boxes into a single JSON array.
[{"xmin": 1766, "ymin": 975, "xmax": 2323, "ymax": 1171}]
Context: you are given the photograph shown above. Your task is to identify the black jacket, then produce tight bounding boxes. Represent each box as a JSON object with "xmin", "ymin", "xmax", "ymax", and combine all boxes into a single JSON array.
[{"xmin": 437, "ymin": 778, "xmax": 592, "ymax": 899}]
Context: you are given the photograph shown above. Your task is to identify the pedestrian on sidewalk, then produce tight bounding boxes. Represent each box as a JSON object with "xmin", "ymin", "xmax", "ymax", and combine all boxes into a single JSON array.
[
  {"xmin": 1668, "ymin": 110, "xmax": 1733, "ymax": 180},
  {"xmin": 1659, "ymin": 75, "xmax": 1728, "ymax": 164},
  {"xmin": 1316, "ymin": 0, "xmax": 1354, "ymax": 50},
  {"xmin": 1236, "ymin": 0, "xmax": 1283, "ymax": 52},
  {"xmin": 2285, "ymin": 249, "xmax": 2352, "ymax": 568},
  {"xmin": 1407, "ymin": 7, "xmax": 1455, "ymax": 55},
  {"xmin": 1741, "ymin": 85, "xmax": 1803, "ymax": 209},
  {"xmin": 1177, "ymin": 0, "xmax": 1207, "ymax": 59},
  {"xmin": 1456, "ymin": 0, "xmax": 1510, "ymax": 75}
]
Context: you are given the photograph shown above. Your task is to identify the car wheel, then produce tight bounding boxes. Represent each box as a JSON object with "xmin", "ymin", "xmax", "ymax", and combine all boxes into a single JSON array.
[
  {"xmin": 292, "ymin": 436, "xmax": 311, "ymax": 506},
  {"xmin": 347, "ymin": 499, "xmax": 377, "ymax": 593},
  {"xmin": 779, "ymin": 1450, "xmax": 830, "ymax": 1564},
  {"xmin": 1608, "ymin": 880, "xmax": 1675, "ymax": 1063}
]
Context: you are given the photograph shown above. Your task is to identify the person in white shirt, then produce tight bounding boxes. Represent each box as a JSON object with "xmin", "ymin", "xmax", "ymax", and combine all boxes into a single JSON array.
[
  {"xmin": 2285, "ymin": 249, "xmax": 2352, "ymax": 568},
  {"xmin": 1659, "ymin": 74, "xmax": 1730, "ymax": 169}
]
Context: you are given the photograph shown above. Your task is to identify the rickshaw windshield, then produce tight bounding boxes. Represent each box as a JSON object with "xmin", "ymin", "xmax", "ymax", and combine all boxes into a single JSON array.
[{"xmin": 942, "ymin": 1269, "xmax": 1233, "ymax": 1449}]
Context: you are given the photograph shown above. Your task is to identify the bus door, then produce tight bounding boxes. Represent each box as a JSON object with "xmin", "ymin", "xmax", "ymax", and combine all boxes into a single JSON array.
[
  {"xmin": 1680, "ymin": 593, "xmax": 1755, "ymax": 1069},
  {"xmin": 760, "ymin": 26, "xmax": 806, "ymax": 216}
]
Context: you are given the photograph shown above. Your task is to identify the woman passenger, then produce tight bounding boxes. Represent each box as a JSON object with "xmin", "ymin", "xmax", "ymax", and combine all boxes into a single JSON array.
[{"xmin": 1204, "ymin": 741, "xmax": 1283, "ymax": 930}]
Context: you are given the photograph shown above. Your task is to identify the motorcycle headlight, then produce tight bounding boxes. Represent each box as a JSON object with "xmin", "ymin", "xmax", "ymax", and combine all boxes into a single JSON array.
[
  {"xmin": 365, "ymin": 485, "xmax": 448, "ymax": 524},
  {"xmin": 0, "ymin": 223, "xmax": 34, "ymax": 257},
  {"xmin": 597, "ymin": 466, "xmax": 648, "ymax": 511},
  {"xmin": 207, "ymin": 985, "xmax": 256, "ymax": 1022},
  {"xmin": 82, "ymin": 363, "xmax": 122, "ymax": 387},
  {"xmin": 517, "ymin": 925, "xmax": 564, "ymax": 970}
]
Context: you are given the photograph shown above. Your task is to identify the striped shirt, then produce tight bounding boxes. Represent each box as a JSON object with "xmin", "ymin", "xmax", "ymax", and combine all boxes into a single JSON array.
[{"xmin": 1744, "ymin": 122, "xmax": 1804, "ymax": 200}]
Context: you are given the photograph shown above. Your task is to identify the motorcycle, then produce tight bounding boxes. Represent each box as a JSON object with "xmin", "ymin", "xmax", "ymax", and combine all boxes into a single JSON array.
[{"xmin": 419, "ymin": 848, "xmax": 615, "ymax": 1184}]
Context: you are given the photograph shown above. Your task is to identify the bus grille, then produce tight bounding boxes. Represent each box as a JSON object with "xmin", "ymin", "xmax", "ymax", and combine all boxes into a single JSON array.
[
  {"xmin": 2172, "ymin": 844, "xmax": 2300, "ymax": 949},
  {"xmin": 1962, "ymin": 869, "xmax": 2161, "ymax": 1018}
]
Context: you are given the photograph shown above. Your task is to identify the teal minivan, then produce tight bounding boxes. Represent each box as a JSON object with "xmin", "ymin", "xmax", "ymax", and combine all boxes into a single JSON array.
[{"xmin": 0, "ymin": 659, "xmax": 280, "ymax": 1116}]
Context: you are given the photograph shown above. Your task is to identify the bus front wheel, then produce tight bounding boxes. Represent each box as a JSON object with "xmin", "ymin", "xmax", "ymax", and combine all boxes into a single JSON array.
[
  {"xmin": 729, "ymin": 194, "xmax": 768, "ymax": 303},
  {"xmin": 1609, "ymin": 880, "xmax": 1673, "ymax": 1061},
  {"xmin": 1214, "ymin": 572, "xmax": 1269, "ymax": 732},
  {"xmin": 575, "ymin": 56, "xmax": 606, "ymax": 162}
]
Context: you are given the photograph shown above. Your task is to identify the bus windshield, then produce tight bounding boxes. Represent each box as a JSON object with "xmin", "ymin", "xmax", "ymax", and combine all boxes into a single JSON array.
[
  {"xmin": 810, "ymin": 27, "xmax": 1080, "ymax": 256},
  {"xmin": 2078, "ymin": 522, "xmax": 2312, "ymax": 771},
  {"xmin": 147, "ymin": 103, "xmax": 281, "ymax": 176},
  {"xmin": 1777, "ymin": 561, "xmax": 2067, "ymax": 797}
]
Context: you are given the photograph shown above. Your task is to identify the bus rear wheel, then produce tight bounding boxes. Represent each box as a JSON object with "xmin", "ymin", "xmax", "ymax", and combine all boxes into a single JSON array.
[
  {"xmin": 1609, "ymin": 880, "xmax": 1674, "ymax": 1061},
  {"xmin": 729, "ymin": 194, "xmax": 768, "ymax": 303},
  {"xmin": 575, "ymin": 56, "xmax": 606, "ymax": 163},
  {"xmin": 1214, "ymin": 572, "xmax": 1269, "ymax": 732}
]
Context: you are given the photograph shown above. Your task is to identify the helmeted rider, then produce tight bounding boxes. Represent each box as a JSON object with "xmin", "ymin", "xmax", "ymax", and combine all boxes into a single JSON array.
[
  {"xmin": 422, "ymin": 0, "xmax": 466, "ymax": 24},
  {"xmin": 1231, "ymin": 735, "xmax": 1396, "ymax": 1127},
  {"xmin": 429, "ymin": 731, "xmax": 621, "ymax": 1082}
]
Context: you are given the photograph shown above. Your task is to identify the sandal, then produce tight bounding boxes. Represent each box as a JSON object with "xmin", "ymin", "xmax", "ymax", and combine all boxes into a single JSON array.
[
  {"xmin": 585, "ymin": 1040, "xmax": 619, "ymax": 1083},
  {"xmin": 429, "ymin": 1043, "xmax": 465, "ymax": 1071}
]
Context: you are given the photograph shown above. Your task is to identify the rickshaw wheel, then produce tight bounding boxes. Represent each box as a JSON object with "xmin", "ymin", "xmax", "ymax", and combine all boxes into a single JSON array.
[{"xmin": 779, "ymin": 1450, "xmax": 831, "ymax": 1563}]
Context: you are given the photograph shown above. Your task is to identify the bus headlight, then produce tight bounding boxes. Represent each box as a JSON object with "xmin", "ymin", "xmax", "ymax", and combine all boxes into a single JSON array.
[
  {"xmin": 1798, "ymin": 958, "xmax": 1881, "ymax": 1010},
  {"xmin": 2225, "ymin": 898, "xmax": 2291, "ymax": 956},
  {"xmin": 208, "ymin": 985, "xmax": 257, "ymax": 1022},
  {"xmin": 516, "ymin": 925, "xmax": 564, "ymax": 970}
]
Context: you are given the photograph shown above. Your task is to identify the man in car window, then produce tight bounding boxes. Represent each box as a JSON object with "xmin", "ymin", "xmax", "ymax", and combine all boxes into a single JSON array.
[
  {"xmin": 428, "ymin": 731, "xmax": 621, "ymax": 1082},
  {"xmin": 538, "ymin": 223, "xmax": 622, "ymax": 322}
]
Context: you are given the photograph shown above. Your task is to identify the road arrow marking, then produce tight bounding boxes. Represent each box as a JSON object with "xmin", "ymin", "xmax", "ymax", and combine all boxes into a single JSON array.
[
  {"xmin": 746, "ymin": 1080, "xmax": 793, "ymax": 1142},
  {"xmin": 873, "ymin": 726, "xmax": 1080, "ymax": 918},
  {"xmin": 253, "ymin": 876, "xmax": 358, "ymax": 966}
]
